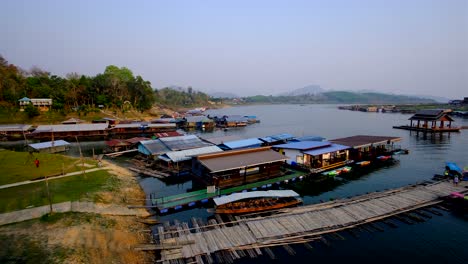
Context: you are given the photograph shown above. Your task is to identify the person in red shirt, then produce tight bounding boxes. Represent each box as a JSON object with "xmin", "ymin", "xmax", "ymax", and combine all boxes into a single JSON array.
[{"xmin": 34, "ymin": 158, "xmax": 40, "ymax": 168}]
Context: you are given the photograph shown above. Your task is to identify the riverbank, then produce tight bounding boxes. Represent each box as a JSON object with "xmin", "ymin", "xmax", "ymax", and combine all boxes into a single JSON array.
[{"xmin": 0, "ymin": 158, "xmax": 154, "ymax": 263}]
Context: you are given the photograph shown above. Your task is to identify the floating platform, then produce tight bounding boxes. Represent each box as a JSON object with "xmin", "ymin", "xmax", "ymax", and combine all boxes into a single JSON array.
[{"xmin": 393, "ymin": 125, "xmax": 461, "ymax": 132}]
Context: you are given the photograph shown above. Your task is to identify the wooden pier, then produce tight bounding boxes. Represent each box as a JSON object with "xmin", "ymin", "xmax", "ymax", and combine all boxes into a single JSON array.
[
  {"xmin": 139, "ymin": 169, "xmax": 307, "ymax": 212},
  {"xmin": 145, "ymin": 180, "xmax": 465, "ymax": 263}
]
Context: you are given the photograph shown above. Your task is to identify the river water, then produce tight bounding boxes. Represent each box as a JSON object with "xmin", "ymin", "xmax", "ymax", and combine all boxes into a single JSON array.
[
  {"xmin": 3, "ymin": 104, "xmax": 467, "ymax": 263},
  {"xmin": 149, "ymin": 104, "xmax": 468, "ymax": 264}
]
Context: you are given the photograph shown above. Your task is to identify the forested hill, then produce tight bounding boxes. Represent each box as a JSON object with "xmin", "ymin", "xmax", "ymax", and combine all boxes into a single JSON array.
[
  {"xmin": 242, "ymin": 91, "xmax": 436, "ymax": 104},
  {"xmin": 0, "ymin": 55, "xmax": 213, "ymax": 115}
]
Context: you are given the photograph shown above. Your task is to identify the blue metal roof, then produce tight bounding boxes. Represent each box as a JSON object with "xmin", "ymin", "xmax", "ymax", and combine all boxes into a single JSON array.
[
  {"xmin": 221, "ymin": 138, "xmax": 264, "ymax": 150},
  {"xmin": 28, "ymin": 140, "xmax": 70, "ymax": 150},
  {"xmin": 294, "ymin": 135, "xmax": 325, "ymax": 142},
  {"xmin": 272, "ymin": 141, "xmax": 331, "ymax": 150},
  {"xmin": 269, "ymin": 133, "xmax": 296, "ymax": 141},
  {"xmin": 303, "ymin": 144, "xmax": 349, "ymax": 156}
]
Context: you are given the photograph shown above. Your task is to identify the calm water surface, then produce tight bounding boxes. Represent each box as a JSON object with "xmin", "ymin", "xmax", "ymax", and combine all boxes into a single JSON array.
[
  {"xmin": 149, "ymin": 104, "xmax": 468, "ymax": 264},
  {"xmin": 3, "ymin": 104, "xmax": 467, "ymax": 263}
]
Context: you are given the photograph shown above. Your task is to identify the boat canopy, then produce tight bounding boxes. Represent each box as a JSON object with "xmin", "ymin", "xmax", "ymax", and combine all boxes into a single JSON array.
[
  {"xmin": 446, "ymin": 162, "xmax": 462, "ymax": 173},
  {"xmin": 213, "ymin": 190, "xmax": 299, "ymax": 206}
]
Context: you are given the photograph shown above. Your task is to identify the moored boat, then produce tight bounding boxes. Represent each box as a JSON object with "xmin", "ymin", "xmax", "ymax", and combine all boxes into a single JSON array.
[{"xmin": 213, "ymin": 190, "xmax": 302, "ymax": 214}]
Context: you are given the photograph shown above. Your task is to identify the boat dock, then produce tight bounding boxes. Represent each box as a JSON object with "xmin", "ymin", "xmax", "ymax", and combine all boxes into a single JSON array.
[
  {"xmin": 135, "ymin": 170, "xmax": 307, "ymax": 213},
  {"xmin": 143, "ymin": 180, "xmax": 465, "ymax": 263}
]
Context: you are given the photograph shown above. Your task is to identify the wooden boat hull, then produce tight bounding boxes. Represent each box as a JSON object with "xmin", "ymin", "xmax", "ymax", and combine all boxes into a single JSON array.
[{"xmin": 215, "ymin": 199, "xmax": 302, "ymax": 214}]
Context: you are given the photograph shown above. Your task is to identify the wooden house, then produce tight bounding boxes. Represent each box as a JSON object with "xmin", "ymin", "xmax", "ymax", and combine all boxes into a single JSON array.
[
  {"xmin": 0, "ymin": 124, "xmax": 32, "ymax": 141},
  {"xmin": 182, "ymin": 116, "xmax": 215, "ymax": 130},
  {"xmin": 18, "ymin": 97, "xmax": 52, "ymax": 111},
  {"xmin": 31, "ymin": 123, "xmax": 108, "ymax": 141},
  {"xmin": 330, "ymin": 135, "xmax": 401, "ymax": 162},
  {"xmin": 393, "ymin": 109, "xmax": 460, "ymax": 132},
  {"xmin": 192, "ymin": 147, "xmax": 288, "ymax": 189},
  {"xmin": 110, "ymin": 123, "xmax": 176, "ymax": 138},
  {"xmin": 271, "ymin": 141, "xmax": 350, "ymax": 173}
]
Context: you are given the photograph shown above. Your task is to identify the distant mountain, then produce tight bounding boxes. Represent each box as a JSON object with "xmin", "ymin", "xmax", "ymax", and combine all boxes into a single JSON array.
[
  {"xmin": 241, "ymin": 90, "xmax": 436, "ymax": 104},
  {"xmin": 409, "ymin": 94, "xmax": 450, "ymax": 103},
  {"xmin": 280, "ymin": 85, "xmax": 324, "ymax": 96},
  {"xmin": 208, "ymin": 92, "xmax": 239, "ymax": 98}
]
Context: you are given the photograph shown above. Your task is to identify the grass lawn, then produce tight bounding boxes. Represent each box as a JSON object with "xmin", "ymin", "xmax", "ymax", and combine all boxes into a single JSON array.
[
  {"xmin": 0, "ymin": 170, "xmax": 116, "ymax": 213},
  {"xmin": 0, "ymin": 149, "xmax": 98, "ymax": 185}
]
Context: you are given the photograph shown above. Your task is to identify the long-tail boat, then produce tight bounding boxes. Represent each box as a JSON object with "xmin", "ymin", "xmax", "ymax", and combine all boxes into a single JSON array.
[{"xmin": 213, "ymin": 190, "xmax": 302, "ymax": 214}]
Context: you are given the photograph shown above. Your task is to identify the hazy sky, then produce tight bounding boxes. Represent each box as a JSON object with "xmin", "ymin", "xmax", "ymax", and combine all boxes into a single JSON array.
[{"xmin": 1, "ymin": 0, "xmax": 467, "ymax": 98}]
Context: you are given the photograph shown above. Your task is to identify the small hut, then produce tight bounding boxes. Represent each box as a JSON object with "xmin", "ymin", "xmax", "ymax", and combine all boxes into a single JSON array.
[{"xmin": 28, "ymin": 140, "xmax": 70, "ymax": 153}]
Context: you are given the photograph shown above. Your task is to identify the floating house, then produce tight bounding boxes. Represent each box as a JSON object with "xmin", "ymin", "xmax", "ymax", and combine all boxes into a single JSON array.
[
  {"xmin": 28, "ymin": 140, "xmax": 70, "ymax": 153},
  {"xmin": 0, "ymin": 124, "xmax": 32, "ymax": 140},
  {"xmin": 214, "ymin": 115, "xmax": 249, "ymax": 127},
  {"xmin": 218, "ymin": 138, "xmax": 264, "ymax": 150},
  {"xmin": 31, "ymin": 123, "xmax": 108, "ymax": 140},
  {"xmin": 156, "ymin": 146, "xmax": 223, "ymax": 176},
  {"xmin": 330, "ymin": 135, "xmax": 401, "ymax": 162},
  {"xmin": 192, "ymin": 147, "xmax": 288, "ymax": 189},
  {"xmin": 105, "ymin": 139, "xmax": 132, "ymax": 152},
  {"xmin": 181, "ymin": 116, "xmax": 215, "ymax": 130},
  {"xmin": 271, "ymin": 141, "xmax": 350, "ymax": 173},
  {"xmin": 110, "ymin": 123, "xmax": 176, "ymax": 138},
  {"xmin": 393, "ymin": 109, "xmax": 460, "ymax": 132},
  {"xmin": 137, "ymin": 139, "xmax": 171, "ymax": 158}
]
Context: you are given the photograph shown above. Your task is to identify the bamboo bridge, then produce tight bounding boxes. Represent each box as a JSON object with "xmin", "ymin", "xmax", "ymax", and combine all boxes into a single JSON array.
[{"xmin": 140, "ymin": 180, "xmax": 466, "ymax": 263}]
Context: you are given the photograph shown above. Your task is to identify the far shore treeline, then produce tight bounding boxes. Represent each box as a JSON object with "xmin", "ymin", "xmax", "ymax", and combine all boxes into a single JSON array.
[
  {"xmin": 0, "ymin": 54, "xmax": 447, "ymax": 121},
  {"xmin": 0, "ymin": 54, "xmax": 212, "ymax": 116}
]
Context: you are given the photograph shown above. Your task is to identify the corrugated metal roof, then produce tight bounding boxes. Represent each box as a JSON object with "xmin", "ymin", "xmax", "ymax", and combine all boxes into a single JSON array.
[
  {"xmin": 159, "ymin": 135, "xmax": 213, "ymax": 151},
  {"xmin": 139, "ymin": 139, "xmax": 170, "ymax": 155},
  {"xmin": 28, "ymin": 140, "xmax": 70, "ymax": 150},
  {"xmin": 272, "ymin": 141, "xmax": 331, "ymax": 150},
  {"xmin": 221, "ymin": 138, "xmax": 263, "ymax": 150},
  {"xmin": 303, "ymin": 143, "xmax": 349, "ymax": 156},
  {"xmin": 159, "ymin": 146, "xmax": 223, "ymax": 162},
  {"xmin": 225, "ymin": 115, "xmax": 248, "ymax": 122},
  {"xmin": 197, "ymin": 148, "xmax": 287, "ymax": 173},
  {"xmin": 33, "ymin": 123, "xmax": 108, "ymax": 133},
  {"xmin": 201, "ymin": 135, "xmax": 242, "ymax": 145},
  {"xmin": 330, "ymin": 135, "xmax": 401, "ymax": 148},
  {"xmin": 0, "ymin": 124, "xmax": 32, "ymax": 132},
  {"xmin": 294, "ymin": 135, "xmax": 325, "ymax": 142},
  {"xmin": 213, "ymin": 190, "xmax": 299, "ymax": 206},
  {"xmin": 113, "ymin": 123, "xmax": 176, "ymax": 128}
]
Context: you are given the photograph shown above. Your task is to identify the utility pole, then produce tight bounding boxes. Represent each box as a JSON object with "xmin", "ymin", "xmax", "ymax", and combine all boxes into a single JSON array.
[{"xmin": 45, "ymin": 173, "xmax": 53, "ymax": 214}]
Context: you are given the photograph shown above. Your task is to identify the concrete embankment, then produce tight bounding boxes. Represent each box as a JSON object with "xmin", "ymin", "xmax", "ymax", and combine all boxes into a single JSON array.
[{"xmin": 0, "ymin": 201, "xmax": 150, "ymax": 226}]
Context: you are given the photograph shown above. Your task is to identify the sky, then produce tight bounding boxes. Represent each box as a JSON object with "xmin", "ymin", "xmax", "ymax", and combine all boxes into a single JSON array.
[{"xmin": 1, "ymin": 0, "xmax": 467, "ymax": 98}]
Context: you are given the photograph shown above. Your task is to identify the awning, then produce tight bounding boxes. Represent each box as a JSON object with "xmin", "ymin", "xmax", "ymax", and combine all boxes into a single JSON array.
[{"xmin": 213, "ymin": 190, "xmax": 299, "ymax": 206}]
